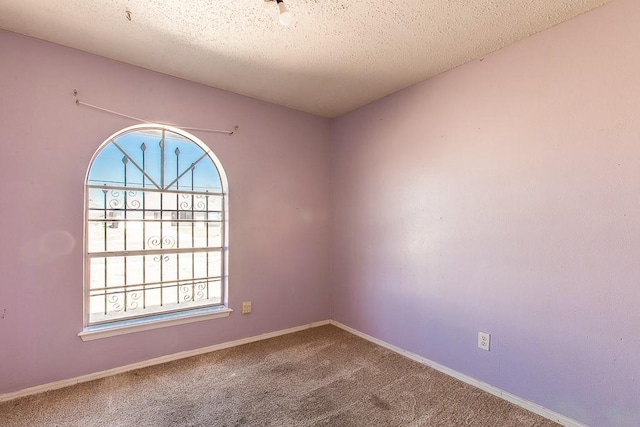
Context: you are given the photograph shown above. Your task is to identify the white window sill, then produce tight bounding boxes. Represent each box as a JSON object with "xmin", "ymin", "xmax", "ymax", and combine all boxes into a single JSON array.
[{"xmin": 78, "ymin": 307, "xmax": 233, "ymax": 341}]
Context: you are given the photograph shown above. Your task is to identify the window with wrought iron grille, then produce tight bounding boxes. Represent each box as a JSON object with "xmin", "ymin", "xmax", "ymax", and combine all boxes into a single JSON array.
[{"xmin": 84, "ymin": 125, "xmax": 229, "ymax": 333}]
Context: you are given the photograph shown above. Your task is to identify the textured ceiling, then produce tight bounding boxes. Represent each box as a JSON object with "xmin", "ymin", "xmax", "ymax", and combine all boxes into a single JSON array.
[{"xmin": 0, "ymin": 0, "xmax": 612, "ymax": 117}]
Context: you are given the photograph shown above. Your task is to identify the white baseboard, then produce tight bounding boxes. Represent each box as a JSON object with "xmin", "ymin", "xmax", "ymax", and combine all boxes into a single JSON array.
[
  {"xmin": 329, "ymin": 320, "xmax": 586, "ymax": 427},
  {"xmin": 0, "ymin": 318, "xmax": 586, "ymax": 427},
  {"xmin": 0, "ymin": 320, "xmax": 331, "ymax": 403}
]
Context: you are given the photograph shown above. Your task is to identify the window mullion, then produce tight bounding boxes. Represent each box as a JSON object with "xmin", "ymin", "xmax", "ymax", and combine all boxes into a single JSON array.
[
  {"xmin": 175, "ymin": 146, "xmax": 181, "ymax": 305},
  {"xmin": 141, "ymin": 142, "xmax": 147, "ymax": 310},
  {"xmin": 123, "ymin": 156, "xmax": 128, "ymax": 313}
]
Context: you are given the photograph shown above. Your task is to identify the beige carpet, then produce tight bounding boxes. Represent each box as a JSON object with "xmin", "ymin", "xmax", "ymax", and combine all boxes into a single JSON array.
[{"xmin": 0, "ymin": 325, "xmax": 558, "ymax": 426}]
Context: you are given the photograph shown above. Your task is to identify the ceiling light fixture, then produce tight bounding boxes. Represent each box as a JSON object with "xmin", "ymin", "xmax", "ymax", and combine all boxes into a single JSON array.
[
  {"xmin": 277, "ymin": 0, "xmax": 293, "ymax": 26},
  {"xmin": 265, "ymin": 0, "xmax": 293, "ymax": 26}
]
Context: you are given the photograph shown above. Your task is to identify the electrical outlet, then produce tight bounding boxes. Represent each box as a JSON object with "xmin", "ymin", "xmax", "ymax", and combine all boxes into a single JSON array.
[
  {"xmin": 242, "ymin": 301, "xmax": 252, "ymax": 314},
  {"xmin": 478, "ymin": 332, "xmax": 491, "ymax": 351}
]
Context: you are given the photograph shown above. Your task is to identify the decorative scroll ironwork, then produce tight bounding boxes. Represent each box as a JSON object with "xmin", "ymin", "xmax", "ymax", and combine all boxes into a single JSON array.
[{"xmin": 86, "ymin": 127, "xmax": 226, "ymax": 326}]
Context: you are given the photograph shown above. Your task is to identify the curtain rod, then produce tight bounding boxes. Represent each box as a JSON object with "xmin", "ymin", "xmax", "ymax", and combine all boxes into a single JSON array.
[{"xmin": 73, "ymin": 89, "xmax": 237, "ymax": 135}]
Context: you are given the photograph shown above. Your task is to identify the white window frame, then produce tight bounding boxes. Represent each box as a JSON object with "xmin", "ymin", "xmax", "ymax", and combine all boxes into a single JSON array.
[{"xmin": 79, "ymin": 124, "xmax": 230, "ymax": 341}]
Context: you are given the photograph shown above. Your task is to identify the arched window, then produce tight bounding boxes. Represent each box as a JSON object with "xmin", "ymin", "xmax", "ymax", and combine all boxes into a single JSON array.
[{"xmin": 82, "ymin": 124, "xmax": 229, "ymax": 337}]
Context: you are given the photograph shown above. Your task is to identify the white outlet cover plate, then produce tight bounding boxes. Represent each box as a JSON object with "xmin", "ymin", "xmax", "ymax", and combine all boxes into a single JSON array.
[{"xmin": 478, "ymin": 332, "xmax": 491, "ymax": 351}]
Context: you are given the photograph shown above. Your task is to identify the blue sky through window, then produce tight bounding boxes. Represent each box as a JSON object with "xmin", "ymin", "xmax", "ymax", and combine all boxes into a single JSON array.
[{"xmin": 88, "ymin": 128, "xmax": 222, "ymax": 193}]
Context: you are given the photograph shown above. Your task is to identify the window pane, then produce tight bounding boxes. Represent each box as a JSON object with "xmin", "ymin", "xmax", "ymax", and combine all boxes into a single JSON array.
[
  {"xmin": 178, "ymin": 253, "xmax": 193, "ymax": 280},
  {"xmin": 89, "ymin": 257, "xmax": 105, "ymax": 289},
  {"xmin": 208, "ymin": 251, "xmax": 222, "ymax": 277},
  {"xmin": 208, "ymin": 279, "xmax": 223, "ymax": 303},
  {"xmin": 208, "ymin": 195, "xmax": 223, "ymax": 211},
  {"xmin": 87, "ymin": 221, "xmax": 106, "ymax": 253},
  {"xmin": 208, "ymin": 222, "xmax": 223, "ymax": 247}
]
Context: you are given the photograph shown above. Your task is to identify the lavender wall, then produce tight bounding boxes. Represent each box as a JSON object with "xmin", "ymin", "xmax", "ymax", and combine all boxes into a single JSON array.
[
  {"xmin": 0, "ymin": 30, "xmax": 331, "ymax": 394},
  {"xmin": 2, "ymin": 1, "xmax": 640, "ymax": 424},
  {"xmin": 330, "ymin": 1, "xmax": 640, "ymax": 425}
]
